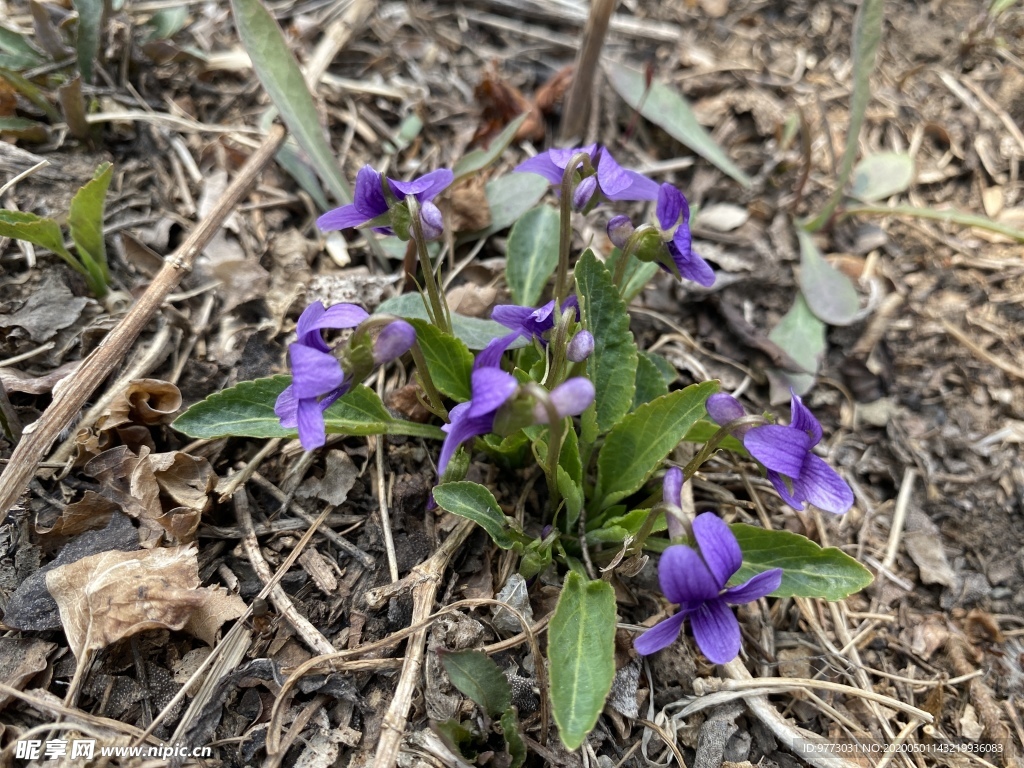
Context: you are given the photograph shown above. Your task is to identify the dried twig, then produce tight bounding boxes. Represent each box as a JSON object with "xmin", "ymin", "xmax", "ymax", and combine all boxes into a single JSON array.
[{"xmin": 560, "ymin": 0, "xmax": 616, "ymax": 143}]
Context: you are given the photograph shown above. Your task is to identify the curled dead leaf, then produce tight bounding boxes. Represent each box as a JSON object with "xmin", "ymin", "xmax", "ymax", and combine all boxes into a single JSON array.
[
  {"xmin": 98, "ymin": 378, "xmax": 182, "ymax": 430},
  {"xmin": 184, "ymin": 587, "xmax": 247, "ymax": 646}
]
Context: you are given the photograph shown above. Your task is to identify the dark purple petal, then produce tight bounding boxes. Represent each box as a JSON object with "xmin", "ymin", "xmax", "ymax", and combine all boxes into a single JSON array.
[
  {"xmin": 419, "ymin": 201, "xmax": 444, "ymax": 240},
  {"xmin": 353, "ymin": 165, "xmax": 389, "ymax": 217},
  {"xmin": 548, "ymin": 145, "xmax": 596, "ymax": 168},
  {"xmin": 705, "ymin": 393, "xmax": 746, "ymax": 427},
  {"xmin": 491, "ymin": 304, "xmax": 537, "ymax": 333},
  {"xmin": 691, "ymin": 512, "xmax": 741, "ymax": 588},
  {"xmin": 690, "ymin": 600, "xmax": 742, "ymax": 664},
  {"xmin": 662, "ymin": 467, "xmax": 683, "ymax": 508},
  {"xmin": 766, "ymin": 469, "xmax": 804, "ymax": 509},
  {"xmin": 317, "ymin": 203, "xmax": 372, "ymax": 233},
  {"xmin": 792, "ymin": 453, "xmax": 855, "ymax": 514},
  {"xmin": 656, "ymin": 183, "xmax": 684, "ymax": 230},
  {"xmin": 388, "ymin": 168, "xmax": 454, "ymax": 201},
  {"xmin": 789, "ymin": 392, "xmax": 822, "ymax": 446},
  {"xmin": 288, "ymin": 344, "xmax": 345, "ymax": 399},
  {"xmin": 538, "ymin": 377, "xmax": 595, "ymax": 421},
  {"xmin": 467, "ymin": 367, "xmax": 518, "ymax": 418},
  {"xmin": 633, "ymin": 612, "xmax": 688, "ymax": 655},
  {"xmin": 594, "ymin": 147, "xmax": 631, "ymax": 196},
  {"xmin": 723, "ymin": 568, "xmax": 783, "ymax": 604},
  {"xmin": 513, "ymin": 153, "xmax": 565, "ymax": 186},
  {"xmin": 295, "ymin": 302, "xmax": 328, "ymax": 347},
  {"xmin": 438, "ymin": 402, "xmax": 492, "ymax": 476},
  {"xmin": 668, "ymin": 231, "xmax": 715, "ymax": 287},
  {"xmin": 274, "ymin": 384, "xmax": 298, "ymax": 428},
  {"xmin": 296, "ymin": 397, "xmax": 327, "ymax": 451},
  {"xmin": 566, "ymin": 330, "xmax": 594, "ymax": 363},
  {"xmin": 307, "ymin": 304, "xmax": 369, "ymax": 338},
  {"xmin": 474, "ymin": 333, "xmax": 520, "ymax": 370},
  {"xmin": 607, "ymin": 215, "xmax": 634, "ymax": 249},
  {"xmin": 743, "ymin": 424, "xmax": 812, "ymax": 477},
  {"xmin": 603, "ymin": 170, "xmax": 660, "ymax": 202},
  {"xmin": 657, "ymin": 544, "xmax": 720, "ymax": 605},
  {"xmin": 572, "ymin": 176, "xmax": 597, "ymax": 209},
  {"xmin": 373, "ymin": 320, "xmax": 416, "ymax": 365}
]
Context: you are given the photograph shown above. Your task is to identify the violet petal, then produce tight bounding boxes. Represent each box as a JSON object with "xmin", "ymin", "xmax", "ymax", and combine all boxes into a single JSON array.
[
  {"xmin": 705, "ymin": 393, "xmax": 746, "ymax": 426},
  {"xmin": 388, "ymin": 168, "xmax": 454, "ymax": 200},
  {"xmin": 690, "ymin": 600, "xmax": 742, "ymax": 664},
  {"xmin": 789, "ymin": 393, "xmax": 823, "ymax": 446},
  {"xmin": 288, "ymin": 344, "xmax": 345, "ymax": 399},
  {"xmin": 657, "ymin": 544, "xmax": 720, "ymax": 605},
  {"xmin": 691, "ymin": 512, "xmax": 741, "ymax": 588},
  {"xmin": 656, "ymin": 183, "xmax": 684, "ymax": 230},
  {"xmin": 296, "ymin": 397, "xmax": 327, "ymax": 451},
  {"xmin": 792, "ymin": 453, "xmax": 854, "ymax": 514},
  {"xmin": 633, "ymin": 611, "xmax": 688, "ymax": 656},
  {"xmin": 723, "ymin": 568, "xmax": 783, "ymax": 604},
  {"xmin": 467, "ymin": 368, "xmax": 519, "ymax": 418},
  {"xmin": 662, "ymin": 467, "xmax": 683, "ymax": 508},
  {"xmin": 743, "ymin": 424, "xmax": 812, "ymax": 477}
]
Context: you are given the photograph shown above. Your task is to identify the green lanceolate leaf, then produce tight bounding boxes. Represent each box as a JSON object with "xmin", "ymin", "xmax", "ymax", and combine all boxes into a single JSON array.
[
  {"xmin": 596, "ymin": 382, "xmax": 718, "ymax": 509},
  {"xmin": 850, "ymin": 152, "xmax": 914, "ymax": 202},
  {"xmin": 230, "ymin": 0, "xmax": 351, "ymax": 204},
  {"xmin": 0, "ymin": 24, "xmax": 45, "ymax": 70},
  {"xmin": 605, "ymin": 65, "xmax": 751, "ymax": 188},
  {"xmin": 574, "ymin": 249, "xmax": 637, "ymax": 433},
  {"xmin": 506, "ymin": 205, "xmax": 560, "ymax": 306},
  {"xmin": 172, "ymin": 376, "xmax": 443, "ymax": 441},
  {"xmin": 730, "ymin": 523, "xmax": 873, "ymax": 600},
  {"xmin": 796, "ymin": 227, "xmax": 859, "ymax": 326},
  {"xmin": 0, "ymin": 210, "xmax": 77, "ymax": 268},
  {"xmin": 500, "ymin": 708, "xmax": 527, "ymax": 768},
  {"xmin": 0, "ymin": 116, "xmax": 47, "ymax": 141},
  {"xmin": 68, "ymin": 162, "xmax": 113, "ymax": 284},
  {"xmin": 439, "ymin": 649, "xmax": 511, "ymax": 718},
  {"xmin": 376, "ymin": 293, "xmax": 520, "ymax": 351},
  {"xmin": 481, "ymin": 173, "xmax": 550, "ymax": 235},
  {"xmin": 548, "ymin": 572, "xmax": 616, "ymax": 751},
  {"xmin": 453, "ymin": 113, "xmax": 528, "ymax": 181},
  {"xmin": 805, "ymin": 0, "xmax": 884, "ymax": 230},
  {"xmin": 632, "ymin": 352, "xmax": 669, "ymax": 409},
  {"xmin": 72, "ymin": 0, "xmax": 103, "ymax": 83},
  {"xmin": 767, "ymin": 293, "xmax": 825, "ymax": 402},
  {"xmin": 432, "ymin": 481, "xmax": 519, "ymax": 550},
  {"xmin": 408, "ymin": 319, "xmax": 473, "ymax": 401}
]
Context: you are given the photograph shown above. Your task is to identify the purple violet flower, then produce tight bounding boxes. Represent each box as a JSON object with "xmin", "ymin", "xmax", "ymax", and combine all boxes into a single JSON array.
[
  {"xmin": 475, "ymin": 297, "xmax": 580, "ymax": 369},
  {"xmin": 634, "ymin": 512, "xmax": 782, "ymax": 663},
  {"xmin": 707, "ymin": 393, "xmax": 854, "ymax": 515},
  {"xmin": 317, "ymin": 165, "xmax": 453, "ymax": 240},
  {"xmin": 515, "ymin": 145, "xmax": 659, "ymax": 207},
  {"xmin": 275, "ymin": 302, "xmax": 415, "ymax": 452},
  {"xmin": 437, "ymin": 368, "xmax": 595, "ymax": 477},
  {"xmin": 656, "ymin": 183, "xmax": 714, "ymax": 287}
]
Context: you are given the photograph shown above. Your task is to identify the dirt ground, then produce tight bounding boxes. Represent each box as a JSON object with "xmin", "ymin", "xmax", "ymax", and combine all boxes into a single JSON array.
[{"xmin": 1, "ymin": 0, "xmax": 1024, "ymax": 766}]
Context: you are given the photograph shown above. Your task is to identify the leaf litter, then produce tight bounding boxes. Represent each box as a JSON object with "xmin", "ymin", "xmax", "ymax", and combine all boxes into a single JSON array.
[{"xmin": 0, "ymin": 0, "xmax": 1022, "ymax": 766}]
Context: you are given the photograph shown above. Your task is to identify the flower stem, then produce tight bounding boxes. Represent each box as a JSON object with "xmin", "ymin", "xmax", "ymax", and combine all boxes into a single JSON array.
[
  {"xmin": 409, "ymin": 341, "xmax": 448, "ymax": 420},
  {"xmin": 554, "ymin": 152, "xmax": 594, "ymax": 306},
  {"xmin": 681, "ymin": 415, "xmax": 766, "ymax": 481},
  {"xmin": 526, "ymin": 383, "xmax": 566, "ymax": 511},
  {"xmin": 406, "ymin": 195, "xmax": 452, "ymax": 335},
  {"xmin": 612, "ymin": 223, "xmax": 657, "ymax": 293},
  {"xmin": 543, "ymin": 306, "xmax": 576, "ymax": 388}
]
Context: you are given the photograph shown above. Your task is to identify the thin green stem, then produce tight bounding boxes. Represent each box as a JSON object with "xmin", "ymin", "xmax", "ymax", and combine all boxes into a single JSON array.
[
  {"xmin": 612, "ymin": 223, "xmax": 657, "ymax": 292},
  {"xmin": 554, "ymin": 152, "xmax": 594, "ymax": 306},
  {"xmin": 408, "ymin": 341, "xmax": 448, "ymax": 420},
  {"xmin": 406, "ymin": 195, "xmax": 452, "ymax": 334},
  {"xmin": 543, "ymin": 307, "xmax": 576, "ymax": 388},
  {"xmin": 526, "ymin": 383, "xmax": 566, "ymax": 511}
]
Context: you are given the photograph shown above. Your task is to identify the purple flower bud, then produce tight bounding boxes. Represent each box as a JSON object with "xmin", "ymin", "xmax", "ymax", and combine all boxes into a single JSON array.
[
  {"xmin": 566, "ymin": 330, "xmax": 594, "ymax": 363},
  {"xmin": 373, "ymin": 320, "xmax": 416, "ymax": 365},
  {"xmin": 663, "ymin": 467, "xmax": 683, "ymax": 508},
  {"xmin": 419, "ymin": 201, "xmax": 444, "ymax": 240},
  {"xmin": 706, "ymin": 393, "xmax": 747, "ymax": 426},
  {"xmin": 533, "ymin": 377, "xmax": 595, "ymax": 423},
  {"xmin": 607, "ymin": 215, "xmax": 634, "ymax": 249},
  {"xmin": 573, "ymin": 176, "xmax": 598, "ymax": 209}
]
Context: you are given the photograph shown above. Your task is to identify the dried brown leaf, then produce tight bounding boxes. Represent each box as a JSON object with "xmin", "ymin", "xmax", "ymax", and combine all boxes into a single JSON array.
[
  {"xmin": 472, "ymin": 63, "xmax": 544, "ymax": 146},
  {"xmin": 36, "ymin": 490, "xmax": 117, "ymax": 538},
  {"xmin": 0, "ymin": 637, "xmax": 56, "ymax": 710},
  {"xmin": 445, "ymin": 176, "xmax": 492, "ymax": 233},
  {"xmin": 98, "ymin": 379, "xmax": 183, "ymax": 430},
  {"xmin": 45, "ymin": 546, "xmax": 206, "ymax": 658},
  {"xmin": 183, "ymin": 587, "xmax": 247, "ymax": 646},
  {"xmin": 0, "ymin": 361, "xmax": 80, "ymax": 395}
]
